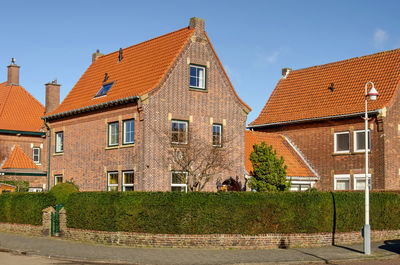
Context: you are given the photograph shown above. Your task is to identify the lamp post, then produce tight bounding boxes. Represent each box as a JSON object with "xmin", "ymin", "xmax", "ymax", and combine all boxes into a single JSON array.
[{"xmin": 363, "ymin": 81, "xmax": 379, "ymax": 255}]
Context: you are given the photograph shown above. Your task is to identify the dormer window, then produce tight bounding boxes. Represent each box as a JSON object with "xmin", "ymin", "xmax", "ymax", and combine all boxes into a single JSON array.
[{"xmin": 95, "ymin": 82, "xmax": 114, "ymax": 98}]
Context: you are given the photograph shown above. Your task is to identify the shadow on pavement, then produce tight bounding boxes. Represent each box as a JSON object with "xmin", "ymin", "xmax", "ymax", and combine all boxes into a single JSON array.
[
  {"xmin": 332, "ymin": 244, "xmax": 364, "ymax": 254},
  {"xmin": 379, "ymin": 240, "xmax": 400, "ymax": 254},
  {"xmin": 291, "ymin": 248, "xmax": 329, "ymax": 264}
]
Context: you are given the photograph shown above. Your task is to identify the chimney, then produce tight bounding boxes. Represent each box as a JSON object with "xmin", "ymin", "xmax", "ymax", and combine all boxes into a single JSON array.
[
  {"xmin": 7, "ymin": 58, "xmax": 20, "ymax": 86},
  {"xmin": 189, "ymin": 17, "xmax": 205, "ymax": 34},
  {"xmin": 45, "ymin": 79, "xmax": 61, "ymax": 114},
  {"xmin": 92, "ymin": 49, "xmax": 104, "ymax": 63},
  {"xmin": 282, "ymin": 68, "xmax": 292, "ymax": 78}
]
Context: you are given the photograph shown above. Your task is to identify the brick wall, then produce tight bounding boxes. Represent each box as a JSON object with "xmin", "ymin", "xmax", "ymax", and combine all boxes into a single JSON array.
[
  {"xmin": 255, "ymin": 117, "xmax": 384, "ymax": 191},
  {"xmin": 48, "ymin": 30, "xmax": 248, "ymax": 192}
]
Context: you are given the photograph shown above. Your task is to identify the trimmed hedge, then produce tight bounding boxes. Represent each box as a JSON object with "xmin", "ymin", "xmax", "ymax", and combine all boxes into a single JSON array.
[
  {"xmin": 0, "ymin": 193, "xmax": 56, "ymax": 225},
  {"xmin": 50, "ymin": 183, "xmax": 79, "ymax": 205},
  {"xmin": 65, "ymin": 191, "xmax": 400, "ymax": 234}
]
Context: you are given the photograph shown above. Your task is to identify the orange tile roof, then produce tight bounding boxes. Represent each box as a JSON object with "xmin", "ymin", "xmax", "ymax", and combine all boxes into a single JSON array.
[
  {"xmin": 47, "ymin": 25, "xmax": 250, "ymax": 118},
  {"xmin": 245, "ymin": 131, "xmax": 316, "ymax": 178},
  {"xmin": 0, "ymin": 82, "xmax": 44, "ymax": 132},
  {"xmin": 250, "ymin": 49, "xmax": 400, "ymax": 126},
  {"xmin": 1, "ymin": 145, "xmax": 38, "ymax": 169}
]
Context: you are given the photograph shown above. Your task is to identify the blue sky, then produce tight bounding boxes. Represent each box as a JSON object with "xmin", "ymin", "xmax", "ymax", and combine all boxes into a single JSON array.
[{"xmin": 1, "ymin": 0, "xmax": 399, "ymax": 124}]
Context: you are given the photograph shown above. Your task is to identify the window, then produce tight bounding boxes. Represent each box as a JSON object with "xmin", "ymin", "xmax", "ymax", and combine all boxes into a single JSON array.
[
  {"xmin": 334, "ymin": 174, "xmax": 350, "ymax": 190},
  {"xmin": 354, "ymin": 174, "xmax": 371, "ymax": 190},
  {"xmin": 95, "ymin": 82, "xmax": 114, "ymax": 97},
  {"xmin": 122, "ymin": 171, "xmax": 134, "ymax": 191},
  {"xmin": 212, "ymin": 124, "xmax": 222, "ymax": 147},
  {"xmin": 354, "ymin": 130, "xmax": 371, "ymax": 152},
  {"xmin": 290, "ymin": 183, "xmax": 311, "ymax": 192},
  {"xmin": 189, "ymin": 65, "xmax": 206, "ymax": 89},
  {"xmin": 33, "ymin": 147, "xmax": 40, "ymax": 164},
  {"xmin": 123, "ymin": 119, "xmax": 135, "ymax": 145},
  {"xmin": 54, "ymin": 175, "xmax": 63, "ymax": 185},
  {"xmin": 171, "ymin": 120, "xmax": 188, "ymax": 144},
  {"xmin": 334, "ymin": 132, "xmax": 350, "ymax": 153},
  {"xmin": 171, "ymin": 171, "xmax": 188, "ymax": 192},
  {"xmin": 107, "ymin": 172, "xmax": 119, "ymax": 191},
  {"xmin": 55, "ymin": 132, "xmax": 63, "ymax": 153},
  {"xmin": 108, "ymin": 122, "xmax": 119, "ymax": 146}
]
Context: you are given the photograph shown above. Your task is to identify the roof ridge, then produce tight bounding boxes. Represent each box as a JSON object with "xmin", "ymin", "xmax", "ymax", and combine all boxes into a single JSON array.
[
  {"xmin": 293, "ymin": 48, "xmax": 400, "ymax": 73},
  {"xmin": 96, "ymin": 27, "xmax": 193, "ymax": 61}
]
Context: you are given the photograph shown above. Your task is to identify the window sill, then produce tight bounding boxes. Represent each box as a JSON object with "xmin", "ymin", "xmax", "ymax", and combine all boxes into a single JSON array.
[
  {"xmin": 332, "ymin": 151, "xmax": 371, "ymax": 156},
  {"xmin": 332, "ymin": 152, "xmax": 351, "ymax": 156},
  {"xmin": 353, "ymin": 150, "xmax": 371, "ymax": 154},
  {"xmin": 53, "ymin": 153, "xmax": 64, "ymax": 156},
  {"xmin": 189, "ymin": 87, "xmax": 208, "ymax": 93},
  {"xmin": 105, "ymin": 144, "xmax": 135, "ymax": 150}
]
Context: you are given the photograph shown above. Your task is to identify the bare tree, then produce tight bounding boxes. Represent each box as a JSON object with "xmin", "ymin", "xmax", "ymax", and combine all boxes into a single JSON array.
[{"xmin": 155, "ymin": 125, "xmax": 238, "ymax": 192}]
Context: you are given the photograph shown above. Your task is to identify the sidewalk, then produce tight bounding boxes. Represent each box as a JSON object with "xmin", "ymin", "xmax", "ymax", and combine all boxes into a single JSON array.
[{"xmin": 0, "ymin": 232, "xmax": 399, "ymax": 265}]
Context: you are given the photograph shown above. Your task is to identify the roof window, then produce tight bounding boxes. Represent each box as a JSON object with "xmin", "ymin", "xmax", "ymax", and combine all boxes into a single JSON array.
[{"xmin": 95, "ymin": 82, "xmax": 114, "ymax": 98}]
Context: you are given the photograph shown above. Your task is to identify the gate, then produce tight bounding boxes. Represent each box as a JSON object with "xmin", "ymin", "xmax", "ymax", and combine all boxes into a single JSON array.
[{"xmin": 51, "ymin": 204, "xmax": 63, "ymax": 236}]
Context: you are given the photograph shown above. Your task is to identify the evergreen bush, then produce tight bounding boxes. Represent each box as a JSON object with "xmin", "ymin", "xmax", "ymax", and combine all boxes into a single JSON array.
[{"xmin": 50, "ymin": 182, "xmax": 79, "ymax": 205}]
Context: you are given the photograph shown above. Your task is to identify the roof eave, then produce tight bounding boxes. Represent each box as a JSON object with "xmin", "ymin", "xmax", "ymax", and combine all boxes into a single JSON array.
[
  {"xmin": 248, "ymin": 109, "xmax": 382, "ymax": 129},
  {"xmin": 42, "ymin": 95, "xmax": 140, "ymax": 121}
]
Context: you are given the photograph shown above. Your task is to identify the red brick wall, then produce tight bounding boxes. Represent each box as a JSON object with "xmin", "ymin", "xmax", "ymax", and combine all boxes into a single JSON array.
[
  {"xmin": 254, "ymin": 117, "xmax": 385, "ymax": 190},
  {"xmin": 48, "ymin": 33, "xmax": 248, "ymax": 192}
]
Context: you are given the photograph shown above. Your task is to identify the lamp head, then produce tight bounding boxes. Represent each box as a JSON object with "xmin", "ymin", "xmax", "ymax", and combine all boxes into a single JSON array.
[{"xmin": 368, "ymin": 85, "xmax": 379, "ymax": 101}]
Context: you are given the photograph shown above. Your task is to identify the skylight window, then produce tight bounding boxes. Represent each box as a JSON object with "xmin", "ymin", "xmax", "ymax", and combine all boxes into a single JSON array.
[{"xmin": 95, "ymin": 82, "xmax": 114, "ymax": 98}]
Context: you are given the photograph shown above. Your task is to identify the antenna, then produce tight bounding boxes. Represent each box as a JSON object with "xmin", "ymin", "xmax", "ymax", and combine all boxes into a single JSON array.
[
  {"xmin": 103, "ymin": 73, "xmax": 109, "ymax": 83},
  {"xmin": 118, "ymin": 48, "xmax": 123, "ymax": 62},
  {"xmin": 11, "ymin": 58, "xmax": 16, "ymax": 65}
]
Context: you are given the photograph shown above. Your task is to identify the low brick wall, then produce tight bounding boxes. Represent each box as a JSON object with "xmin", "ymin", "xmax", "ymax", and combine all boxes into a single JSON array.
[
  {"xmin": 0, "ymin": 222, "xmax": 42, "ymax": 237},
  {"xmin": 63, "ymin": 228, "xmax": 400, "ymax": 249}
]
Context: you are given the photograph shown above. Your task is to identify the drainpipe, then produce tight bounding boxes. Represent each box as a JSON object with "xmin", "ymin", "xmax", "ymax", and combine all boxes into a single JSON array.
[{"xmin": 44, "ymin": 118, "xmax": 51, "ymax": 191}]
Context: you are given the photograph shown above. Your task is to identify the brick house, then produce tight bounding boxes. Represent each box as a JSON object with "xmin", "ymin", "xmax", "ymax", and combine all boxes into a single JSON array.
[
  {"xmin": 43, "ymin": 18, "xmax": 250, "ymax": 191},
  {"xmin": 0, "ymin": 59, "xmax": 47, "ymax": 191},
  {"xmin": 245, "ymin": 131, "xmax": 318, "ymax": 191},
  {"xmin": 248, "ymin": 49, "xmax": 400, "ymax": 191}
]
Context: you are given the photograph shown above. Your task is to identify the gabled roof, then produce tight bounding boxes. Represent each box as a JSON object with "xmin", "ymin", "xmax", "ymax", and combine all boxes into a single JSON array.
[
  {"xmin": 250, "ymin": 49, "xmax": 400, "ymax": 127},
  {"xmin": 245, "ymin": 131, "xmax": 316, "ymax": 178},
  {"xmin": 0, "ymin": 145, "xmax": 38, "ymax": 170},
  {"xmin": 46, "ymin": 27, "xmax": 195, "ymax": 117},
  {"xmin": 0, "ymin": 82, "xmax": 44, "ymax": 132}
]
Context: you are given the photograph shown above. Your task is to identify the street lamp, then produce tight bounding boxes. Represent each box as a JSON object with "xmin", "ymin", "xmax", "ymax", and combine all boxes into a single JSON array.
[{"xmin": 363, "ymin": 81, "xmax": 378, "ymax": 255}]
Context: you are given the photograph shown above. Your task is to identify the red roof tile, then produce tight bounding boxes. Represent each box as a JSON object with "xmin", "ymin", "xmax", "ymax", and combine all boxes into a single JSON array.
[
  {"xmin": 245, "ymin": 131, "xmax": 315, "ymax": 178},
  {"xmin": 1, "ymin": 145, "xmax": 38, "ymax": 169},
  {"xmin": 0, "ymin": 82, "xmax": 44, "ymax": 132},
  {"xmin": 250, "ymin": 49, "xmax": 400, "ymax": 126}
]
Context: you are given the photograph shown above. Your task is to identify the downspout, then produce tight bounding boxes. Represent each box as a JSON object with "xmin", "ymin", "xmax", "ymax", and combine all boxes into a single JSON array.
[{"xmin": 44, "ymin": 118, "xmax": 51, "ymax": 191}]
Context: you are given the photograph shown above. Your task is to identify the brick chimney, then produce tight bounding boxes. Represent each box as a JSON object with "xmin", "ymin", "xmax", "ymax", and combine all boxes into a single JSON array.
[
  {"xmin": 282, "ymin": 68, "xmax": 292, "ymax": 78},
  {"xmin": 189, "ymin": 17, "xmax": 205, "ymax": 34},
  {"xmin": 7, "ymin": 58, "xmax": 20, "ymax": 86},
  {"xmin": 92, "ymin": 49, "xmax": 104, "ymax": 63},
  {"xmin": 45, "ymin": 79, "xmax": 61, "ymax": 114}
]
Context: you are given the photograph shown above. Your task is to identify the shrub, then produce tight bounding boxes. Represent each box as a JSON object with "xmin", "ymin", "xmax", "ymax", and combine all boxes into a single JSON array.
[
  {"xmin": 50, "ymin": 183, "xmax": 79, "ymax": 205},
  {"xmin": 65, "ymin": 191, "xmax": 400, "ymax": 234},
  {"xmin": 0, "ymin": 193, "xmax": 56, "ymax": 225},
  {"xmin": 0, "ymin": 180, "xmax": 29, "ymax": 192}
]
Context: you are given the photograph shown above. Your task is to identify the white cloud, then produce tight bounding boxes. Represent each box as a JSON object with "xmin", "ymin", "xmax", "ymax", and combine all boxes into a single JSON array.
[
  {"xmin": 265, "ymin": 51, "xmax": 280, "ymax": 63},
  {"xmin": 373, "ymin": 29, "xmax": 388, "ymax": 49}
]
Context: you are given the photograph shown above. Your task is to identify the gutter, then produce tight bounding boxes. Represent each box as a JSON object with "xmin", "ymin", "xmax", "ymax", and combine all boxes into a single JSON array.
[
  {"xmin": 42, "ymin": 96, "xmax": 140, "ymax": 120},
  {"xmin": 248, "ymin": 109, "xmax": 382, "ymax": 129},
  {"xmin": 0, "ymin": 129, "xmax": 45, "ymax": 137},
  {"xmin": 0, "ymin": 172, "xmax": 47, "ymax": 176},
  {"xmin": 44, "ymin": 119, "xmax": 51, "ymax": 191}
]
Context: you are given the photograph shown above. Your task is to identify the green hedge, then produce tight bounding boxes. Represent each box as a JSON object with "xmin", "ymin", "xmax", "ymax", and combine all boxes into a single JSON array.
[
  {"xmin": 0, "ymin": 193, "xmax": 56, "ymax": 225},
  {"xmin": 65, "ymin": 191, "xmax": 400, "ymax": 234}
]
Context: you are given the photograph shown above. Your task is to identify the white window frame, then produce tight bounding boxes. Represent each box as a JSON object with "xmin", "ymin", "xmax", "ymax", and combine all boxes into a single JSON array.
[
  {"xmin": 122, "ymin": 170, "xmax": 134, "ymax": 191},
  {"xmin": 334, "ymin": 174, "xmax": 350, "ymax": 190},
  {"xmin": 212, "ymin": 124, "xmax": 222, "ymax": 147},
  {"xmin": 54, "ymin": 175, "xmax": 63, "ymax": 185},
  {"xmin": 123, "ymin": 119, "xmax": 135, "ymax": 145},
  {"xmin": 108, "ymin": 122, "xmax": 119, "ymax": 146},
  {"xmin": 171, "ymin": 171, "xmax": 188, "ymax": 192},
  {"xmin": 107, "ymin": 171, "xmax": 119, "ymax": 191},
  {"xmin": 33, "ymin": 147, "xmax": 40, "ymax": 164},
  {"xmin": 354, "ymin": 173, "xmax": 371, "ymax": 191},
  {"xmin": 189, "ymin": 64, "xmax": 206, "ymax": 89},
  {"xmin": 28, "ymin": 187, "xmax": 43, "ymax": 192},
  {"xmin": 289, "ymin": 180, "xmax": 314, "ymax": 192},
  {"xmin": 55, "ymin": 131, "xmax": 63, "ymax": 153},
  {"xmin": 171, "ymin": 120, "xmax": 188, "ymax": 145},
  {"xmin": 334, "ymin": 132, "xmax": 350, "ymax": 154},
  {"xmin": 353, "ymin": 129, "xmax": 371, "ymax": 152}
]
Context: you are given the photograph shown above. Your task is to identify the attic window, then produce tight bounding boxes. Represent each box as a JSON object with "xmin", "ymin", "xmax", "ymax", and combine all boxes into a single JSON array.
[{"xmin": 95, "ymin": 82, "xmax": 114, "ymax": 98}]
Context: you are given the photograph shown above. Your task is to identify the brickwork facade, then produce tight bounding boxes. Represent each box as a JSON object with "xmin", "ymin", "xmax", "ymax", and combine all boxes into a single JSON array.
[{"xmin": 47, "ymin": 22, "xmax": 248, "ymax": 192}]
